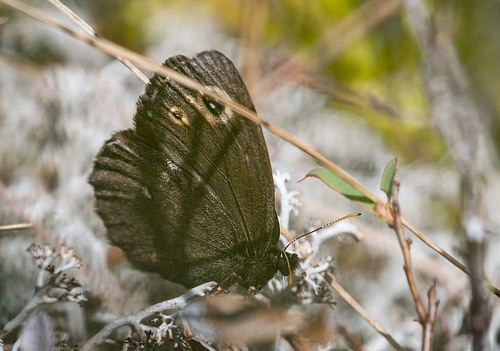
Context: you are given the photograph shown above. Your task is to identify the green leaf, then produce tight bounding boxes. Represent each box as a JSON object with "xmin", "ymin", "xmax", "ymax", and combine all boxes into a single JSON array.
[
  {"xmin": 301, "ymin": 168, "xmax": 376, "ymax": 210},
  {"xmin": 380, "ymin": 157, "xmax": 398, "ymax": 200}
]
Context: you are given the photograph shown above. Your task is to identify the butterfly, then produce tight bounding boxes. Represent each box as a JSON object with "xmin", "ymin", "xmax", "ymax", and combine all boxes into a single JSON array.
[{"xmin": 89, "ymin": 50, "xmax": 298, "ymax": 289}]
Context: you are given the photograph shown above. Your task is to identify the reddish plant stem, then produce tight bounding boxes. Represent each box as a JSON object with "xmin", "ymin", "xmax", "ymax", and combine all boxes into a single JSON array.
[
  {"xmin": 391, "ymin": 180, "xmax": 438, "ymax": 351},
  {"xmin": 391, "ymin": 180, "xmax": 426, "ymax": 323}
]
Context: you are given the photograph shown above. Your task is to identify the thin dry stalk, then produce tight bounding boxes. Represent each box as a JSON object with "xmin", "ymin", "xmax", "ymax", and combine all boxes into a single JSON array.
[
  {"xmin": 400, "ymin": 218, "xmax": 469, "ymax": 275},
  {"xmin": 326, "ymin": 272, "xmax": 404, "ymax": 351},
  {"xmin": 45, "ymin": 0, "xmax": 148, "ymax": 84},
  {"xmin": 2, "ymin": 0, "xmax": 499, "ymax": 298},
  {"xmin": 0, "ymin": 223, "xmax": 32, "ymax": 231},
  {"xmin": 254, "ymin": 56, "xmax": 405, "ymax": 122}
]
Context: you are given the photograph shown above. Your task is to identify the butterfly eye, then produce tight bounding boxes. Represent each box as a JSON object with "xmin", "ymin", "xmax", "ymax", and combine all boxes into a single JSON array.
[
  {"xmin": 168, "ymin": 106, "xmax": 189, "ymax": 125},
  {"xmin": 202, "ymin": 96, "xmax": 224, "ymax": 116}
]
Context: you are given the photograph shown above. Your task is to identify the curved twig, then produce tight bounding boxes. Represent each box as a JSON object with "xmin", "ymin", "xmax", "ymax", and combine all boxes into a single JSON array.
[{"xmin": 80, "ymin": 282, "xmax": 215, "ymax": 351}]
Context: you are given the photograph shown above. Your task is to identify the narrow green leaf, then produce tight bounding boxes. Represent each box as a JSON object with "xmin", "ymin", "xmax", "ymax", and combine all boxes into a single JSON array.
[
  {"xmin": 380, "ymin": 157, "xmax": 398, "ymax": 200},
  {"xmin": 301, "ymin": 168, "xmax": 376, "ymax": 210}
]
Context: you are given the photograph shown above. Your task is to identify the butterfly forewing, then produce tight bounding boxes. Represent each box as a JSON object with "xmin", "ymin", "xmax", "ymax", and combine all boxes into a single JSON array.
[{"xmin": 90, "ymin": 51, "xmax": 279, "ymax": 287}]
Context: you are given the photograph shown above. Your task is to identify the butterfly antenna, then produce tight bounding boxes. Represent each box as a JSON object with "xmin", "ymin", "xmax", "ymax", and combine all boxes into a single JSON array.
[{"xmin": 283, "ymin": 212, "xmax": 361, "ymax": 252}]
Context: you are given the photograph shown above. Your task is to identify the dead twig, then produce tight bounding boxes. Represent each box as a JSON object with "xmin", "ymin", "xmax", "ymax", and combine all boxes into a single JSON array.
[{"xmin": 80, "ymin": 282, "xmax": 215, "ymax": 351}]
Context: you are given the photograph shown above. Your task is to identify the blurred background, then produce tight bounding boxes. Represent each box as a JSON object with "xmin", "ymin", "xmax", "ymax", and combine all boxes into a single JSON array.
[{"xmin": 1, "ymin": 0, "xmax": 499, "ymax": 350}]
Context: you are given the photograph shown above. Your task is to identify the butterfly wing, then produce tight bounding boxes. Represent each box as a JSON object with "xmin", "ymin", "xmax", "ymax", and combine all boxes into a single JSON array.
[{"xmin": 89, "ymin": 51, "xmax": 279, "ymax": 287}]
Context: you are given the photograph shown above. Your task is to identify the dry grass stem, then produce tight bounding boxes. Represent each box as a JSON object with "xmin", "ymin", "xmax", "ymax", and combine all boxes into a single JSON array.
[
  {"xmin": 0, "ymin": 183, "xmax": 57, "ymax": 245},
  {"xmin": 0, "ymin": 49, "xmax": 42, "ymax": 73},
  {"xmin": 400, "ymin": 218, "xmax": 469, "ymax": 275},
  {"xmin": 0, "ymin": 223, "xmax": 32, "ymax": 231},
  {"xmin": 326, "ymin": 272, "xmax": 404, "ymax": 351},
  {"xmin": 45, "ymin": 0, "xmax": 148, "ymax": 84}
]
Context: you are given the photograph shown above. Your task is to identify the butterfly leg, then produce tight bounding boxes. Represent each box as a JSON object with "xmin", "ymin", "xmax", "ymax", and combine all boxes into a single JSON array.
[{"xmin": 209, "ymin": 272, "xmax": 239, "ymax": 295}]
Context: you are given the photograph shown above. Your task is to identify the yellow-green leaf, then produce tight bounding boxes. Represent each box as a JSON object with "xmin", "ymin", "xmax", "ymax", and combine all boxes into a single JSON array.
[{"xmin": 380, "ymin": 157, "xmax": 398, "ymax": 200}]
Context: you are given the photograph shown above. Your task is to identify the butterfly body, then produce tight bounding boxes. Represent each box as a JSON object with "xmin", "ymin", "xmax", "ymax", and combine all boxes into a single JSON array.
[{"xmin": 89, "ymin": 51, "xmax": 297, "ymax": 289}]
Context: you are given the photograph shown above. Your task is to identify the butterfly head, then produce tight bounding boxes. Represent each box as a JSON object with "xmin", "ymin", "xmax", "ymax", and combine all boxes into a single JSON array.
[
  {"xmin": 237, "ymin": 248, "xmax": 298, "ymax": 289},
  {"xmin": 277, "ymin": 251, "xmax": 298, "ymax": 277}
]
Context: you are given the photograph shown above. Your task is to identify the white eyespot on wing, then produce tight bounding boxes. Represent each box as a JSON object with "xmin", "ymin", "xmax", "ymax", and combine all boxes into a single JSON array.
[
  {"xmin": 206, "ymin": 86, "xmax": 234, "ymax": 123},
  {"xmin": 187, "ymin": 86, "xmax": 235, "ymax": 125},
  {"xmin": 166, "ymin": 104, "xmax": 190, "ymax": 126}
]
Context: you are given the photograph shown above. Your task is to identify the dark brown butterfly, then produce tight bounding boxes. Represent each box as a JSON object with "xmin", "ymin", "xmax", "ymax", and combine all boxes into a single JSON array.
[{"xmin": 89, "ymin": 50, "xmax": 298, "ymax": 289}]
